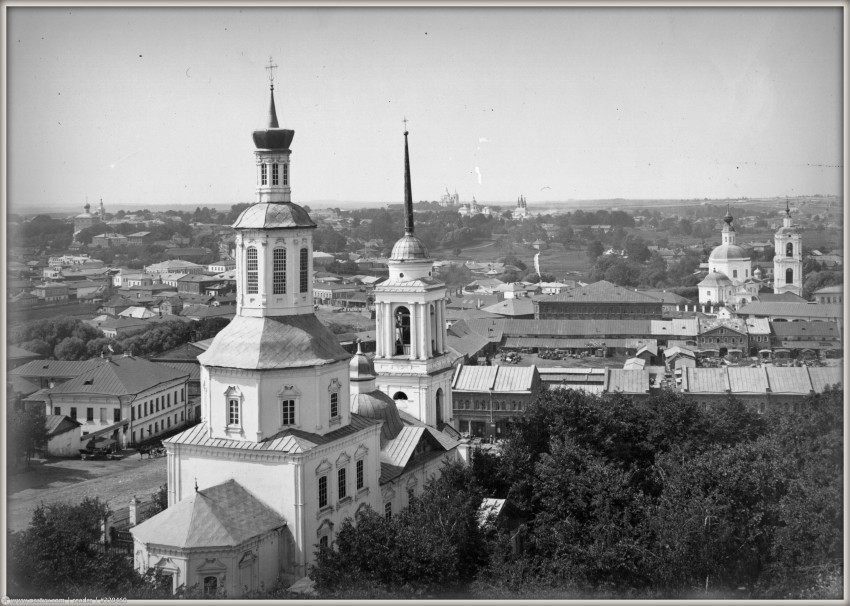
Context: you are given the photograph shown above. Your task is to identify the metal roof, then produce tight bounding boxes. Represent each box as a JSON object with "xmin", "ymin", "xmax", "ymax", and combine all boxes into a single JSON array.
[
  {"xmin": 166, "ymin": 416, "xmax": 381, "ymax": 454},
  {"xmin": 807, "ymin": 366, "xmax": 843, "ymax": 392},
  {"xmin": 745, "ymin": 318, "xmax": 772, "ymax": 334},
  {"xmin": 198, "ymin": 314, "xmax": 350, "ymax": 370},
  {"xmin": 727, "ymin": 367, "xmax": 770, "ymax": 394},
  {"xmin": 737, "ymin": 302, "xmax": 842, "ymax": 319},
  {"xmin": 539, "ymin": 280, "xmax": 662, "ymax": 304},
  {"xmin": 48, "ymin": 356, "xmax": 188, "ymax": 396},
  {"xmin": 44, "ymin": 414, "xmax": 81, "ymax": 436},
  {"xmin": 770, "ymin": 322, "xmax": 841, "ymax": 338},
  {"xmin": 651, "ymin": 319, "xmax": 699, "ymax": 337},
  {"xmin": 504, "ymin": 337, "xmax": 657, "ymax": 349},
  {"xmin": 451, "ymin": 364, "xmax": 537, "ymax": 393},
  {"xmin": 683, "ymin": 367, "xmax": 730, "ymax": 393},
  {"xmin": 765, "ymin": 366, "xmax": 813, "ymax": 394},
  {"xmin": 605, "ymin": 369, "xmax": 649, "ymax": 394},
  {"xmin": 481, "ymin": 298, "xmax": 535, "ymax": 317},
  {"xmin": 8, "ymin": 359, "xmax": 103, "ymax": 378},
  {"xmin": 131, "ymin": 479, "xmax": 285, "ymax": 549}
]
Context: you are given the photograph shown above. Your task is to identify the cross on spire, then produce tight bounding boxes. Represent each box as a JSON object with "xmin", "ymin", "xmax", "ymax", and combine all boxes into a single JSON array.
[
  {"xmin": 402, "ymin": 116, "xmax": 408, "ymax": 133},
  {"xmin": 266, "ymin": 56, "xmax": 278, "ymax": 87}
]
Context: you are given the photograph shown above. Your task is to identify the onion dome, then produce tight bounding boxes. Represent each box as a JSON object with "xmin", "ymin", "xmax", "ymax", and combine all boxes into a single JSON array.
[
  {"xmin": 233, "ymin": 202, "xmax": 316, "ymax": 229},
  {"xmin": 754, "ymin": 267, "xmax": 763, "ymax": 278},
  {"xmin": 708, "ymin": 243, "xmax": 749, "ymax": 262},
  {"xmin": 349, "ymin": 340, "xmax": 376, "ymax": 381},
  {"xmin": 698, "ymin": 271, "xmax": 733, "ymax": 287},
  {"xmin": 252, "ymin": 82, "xmax": 294, "ymax": 150},
  {"xmin": 390, "ymin": 234, "xmax": 430, "ymax": 261},
  {"xmin": 723, "ymin": 204, "xmax": 734, "ymax": 226}
]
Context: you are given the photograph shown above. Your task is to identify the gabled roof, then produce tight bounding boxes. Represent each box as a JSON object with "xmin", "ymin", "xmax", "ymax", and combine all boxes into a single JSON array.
[
  {"xmin": 683, "ymin": 367, "xmax": 730, "ymax": 393},
  {"xmin": 726, "ymin": 367, "xmax": 769, "ymax": 394},
  {"xmin": 131, "ymin": 479, "xmax": 285, "ymax": 549},
  {"xmin": 605, "ymin": 369, "xmax": 649, "ymax": 394},
  {"xmin": 765, "ymin": 366, "xmax": 812, "ymax": 394},
  {"xmin": 44, "ymin": 414, "xmax": 81, "ymax": 436},
  {"xmin": 770, "ymin": 321, "xmax": 841, "ymax": 338},
  {"xmin": 380, "ymin": 421, "xmax": 459, "ymax": 484},
  {"xmin": 6, "ymin": 345, "xmax": 43, "ymax": 361},
  {"xmin": 737, "ymin": 302, "xmax": 842, "ymax": 319},
  {"xmin": 48, "ymin": 356, "xmax": 188, "ymax": 396},
  {"xmin": 806, "ymin": 366, "xmax": 843, "ymax": 392},
  {"xmin": 481, "ymin": 298, "xmax": 535, "ymax": 317}
]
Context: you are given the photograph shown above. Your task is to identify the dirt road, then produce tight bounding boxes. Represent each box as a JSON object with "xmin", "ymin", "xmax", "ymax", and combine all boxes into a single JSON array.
[{"xmin": 6, "ymin": 451, "xmax": 167, "ymax": 533}]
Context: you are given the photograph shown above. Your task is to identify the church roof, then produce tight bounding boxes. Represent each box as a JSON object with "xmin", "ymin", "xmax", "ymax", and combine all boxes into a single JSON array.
[
  {"xmin": 198, "ymin": 314, "xmax": 350, "ymax": 369},
  {"xmin": 233, "ymin": 202, "xmax": 317, "ymax": 230},
  {"xmin": 389, "ymin": 235, "xmax": 430, "ymax": 261},
  {"xmin": 380, "ymin": 423, "xmax": 459, "ymax": 484},
  {"xmin": 130, "ymin": 480, "xmax": 285, "ymax": 549},
  {"xmin": 351, "ymin": 390, "xmax": 404, "ymax": 444},
  {"xmin": 166, "ymin": 415, "xmax": 381, "ymax": 454},
  {"xmin": 708, "ymin": 243, "xmax": 749, "ymax": 261},
  {"xmin": 698, "ymin": 272, "xmax": 733, "ymax": 287}
]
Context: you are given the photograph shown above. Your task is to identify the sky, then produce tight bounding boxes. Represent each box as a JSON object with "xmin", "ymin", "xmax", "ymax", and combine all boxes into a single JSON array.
[{"xmin": 5, "ymin": 6, "xmax": 844, "ymax": 212}]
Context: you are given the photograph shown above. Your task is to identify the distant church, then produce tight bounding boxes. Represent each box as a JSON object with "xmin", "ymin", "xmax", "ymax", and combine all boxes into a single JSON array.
[
  {"xmin": 73, "ymin": 199, "xmax": 105, "ymax": 240},
  {"xmin": 131, "ymin": 63, "xmax": 461, "ymax": 596},
  {"xmin": 698, "ymin": 202, "xmax": 803, "ymax": 307}
]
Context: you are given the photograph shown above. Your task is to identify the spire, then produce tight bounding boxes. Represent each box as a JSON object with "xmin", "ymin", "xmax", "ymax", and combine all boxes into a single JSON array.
[
  {"xmin": 266, "ymin": 56, "xmax": 279, "ymax": 128},
  {"xmin": 785, "ymin": 197, "xmax": 791, "ymax": 216},
  {"xmin": 403, "ymin": 119, "xmax": 414, "ymax": 236},
  {"xmin": 723, "ymin": 203, "xmax": 733, "ymax": 226}
]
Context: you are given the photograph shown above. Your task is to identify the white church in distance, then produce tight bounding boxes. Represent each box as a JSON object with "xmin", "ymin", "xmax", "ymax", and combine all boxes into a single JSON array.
[
  {"xmin": 698, "ymin": 202, "xmax": 803, "ymax": 307},
  {"xmin": 131, "ymin": 67, "xmax": 461, "ymax": 596}
]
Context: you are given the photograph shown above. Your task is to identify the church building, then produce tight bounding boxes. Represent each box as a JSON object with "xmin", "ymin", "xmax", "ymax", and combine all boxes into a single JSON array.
[
  {"xmin": 130, "ymin": 63, "xmax": 460, "ymax": 597},
  {"xmin": 698, "ymin": 206, "xmax": 760, "ymax": 308},
  {"xmin": 772, "ymin": 200, "xmax": 803, "ymax": 296}
]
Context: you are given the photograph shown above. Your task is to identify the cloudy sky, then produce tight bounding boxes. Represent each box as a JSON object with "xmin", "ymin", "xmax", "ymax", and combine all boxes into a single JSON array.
[{"xmin": 5, "ymin": 6, "xmax": 843, "ymax": 211}]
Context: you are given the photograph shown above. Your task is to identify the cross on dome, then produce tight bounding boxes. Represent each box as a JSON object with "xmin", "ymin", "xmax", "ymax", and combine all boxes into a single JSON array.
[{"xmin": 266, "ymin": 56, "xmax": 278, "ymax": 88}]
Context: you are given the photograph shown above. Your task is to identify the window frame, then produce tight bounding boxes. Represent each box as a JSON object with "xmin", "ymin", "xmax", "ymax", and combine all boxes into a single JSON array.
[
  {"xmin": 246, "ymin": 247, "xmax": 259, "ymax": 294},
  {"xmin": 272, "ymin": 248, "xmax": 287, "ymax": 295},
  {"xmin": 356, "ymin": 459, "xmax": 364, "ymax": 490},
  {"xmin": 271, "ymin": 163, "xmax": 279, "ymax": 186},
  {"xmin": 338, "ymin": 467, "xmax": 347, "ymax": 500},
  {"xmin": 299, "ymin": 248, "xmax": 309, "ymax": 293},
  {"xmin": 260, "ymin": 163, "xmax": 267, "ymax": 186},
  {"xmin": 318, "ymin": 475, "xmax": 328, "ymax": 509}
]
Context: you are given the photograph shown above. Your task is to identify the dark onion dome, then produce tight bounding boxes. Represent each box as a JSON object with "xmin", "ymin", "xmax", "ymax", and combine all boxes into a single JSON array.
[
  {"xmin": 233, "ymin": 202, "xmax": 316, "ymax": 230},
  {"xmin": 708, "ymin": 243, "xmax": 749, "ymax": 262},
  {"xmin": 252, "ymin": 128, "xmax": 294, "ymax": 150},
  {"xmin": 389, "ymin": 234, "xmax": 430, "ymax": 261},
  {"xmin": 723, "ymin": 205, "xmax": 734, "ymax": 225},
  {"xmin": 198, "ymin": 315, "xmax": 350, "ymax": 370},
  {"xmin": 351, "ymin": 390, "xmax": 403, "ymax": 443}
]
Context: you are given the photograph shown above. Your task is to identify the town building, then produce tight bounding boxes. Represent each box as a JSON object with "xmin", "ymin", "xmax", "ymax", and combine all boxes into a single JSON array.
[
  {"xmin": 812, "ymin": 285, "xmax": 843, "ymax": 305},
  {"xmin": 534, "ymin": 280, "xmax": 663, "ymax": 320},
  {"xmin": 91, "ymin": 233, "xmax": 129, "ymax": 248},
  {"xmin": 145, "ymin": 260, "xmax": 206, "ymax": 275},
  {"xmin": 33, "ymin": 355, "xmax": 190, "ymax": 448},
  {"xmin": 773, "ymin": 200, "xmax": 803, "ymax": 296},
  {"xmin": 130, "ymin": 71, "xmax": 459, "ymax": 594}
]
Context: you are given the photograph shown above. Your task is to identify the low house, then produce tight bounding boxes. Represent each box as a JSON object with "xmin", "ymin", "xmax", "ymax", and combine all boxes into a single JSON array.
[
  {"xmin": 451, "ymin": 364, "xmax": 541, "ymax": 440},
  {"xmin": 812, "ymin": 285, "xmax": 843, "ymax": 305},
  {"xmin": 44, "ymin": 415, "xmax": 82, "ymax": 457},
  {"xmin": 32, "ymin": 282, "xmax": 69, "ymax": 303}
]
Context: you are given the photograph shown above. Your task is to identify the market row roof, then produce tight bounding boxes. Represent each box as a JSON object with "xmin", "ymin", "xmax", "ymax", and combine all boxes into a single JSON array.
[
  {"xmin": 535, "ymin": 280, "xmax": 662, "ymax": 304},
  {"xmin": 451, "ymin": 365, "xmax": 538, "ymax": 393},
  {"xmin": 681, "ymin": 365, "xmax": 842, "ymax": 394},
  {"xmin": 736, "ymin": 302, "xmax": 843, "ymax": 319}
]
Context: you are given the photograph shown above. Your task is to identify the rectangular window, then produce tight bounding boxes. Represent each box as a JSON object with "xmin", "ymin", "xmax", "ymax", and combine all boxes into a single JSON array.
[
  {"xmin": 318, "ymin": 476, "xmax": 328, "ymax": 508},
  {"xmin": 113, "ymin": 409, "xmax": 121, "ymax": 422},
  {"xmin": 273, "ymin": 248, "xmax": 287, "ymax": 294},
  {"xmin": 182, "ymin": 388, "xmax": 185, "ymax": 401},
  {"xmin": 154, "ymin": 421, "xmax": 158, "ymax": 433},
  {"xmin": 260, "ymin": 163, "xmax": 267, "ymax": 185},
  {"xmin": 131, "ymin": 407, "xmax": 135, "ymax": 421},
  {"xmin": 319, "ymin": 535, "xmax": 328, "ymax": 549},
  {"xmin": 338, "ymin": 467, "xmax": 347, "ymax": 499},
  {"xmin": 54, "ymin": 406, "xmax": 61, "ymax": 415},
  {"xmin": 272, "ymin": 163, "xmax": 279, "ymax": 185},
  {"xmin": 300, "ymin": 248, "xmax": 308, "ymax": 293},
  {"xmin": 384, "ymin": 502, "xmax": 392, "ymax": 520},
  {"xmin": 167, "ymin": 417, "xmax": 171, "ymax": 428},
  {"xmin": 281, "ymin": 399, "xmax": 295, "ymax": 426},
  {"xmin": 356, "ymin": 459, "xmax": 364, "ymax": 490},
  {"xmin": 330, "ymin": 392, "xmax": 339, "ymax": 418},
  {"xmin": 247, "ymin": 247, "xmax": 259, "ymax": 294},
  {"xmin": 100, "ymin": 408, "xmax": 106, "ymax": 422},
  {"xmin": 282, "ymin": 163, "xmax": 288, "ymax": 185},
  {"xmin": 181, "ymin": 411, "xmax": 184, "ymax": 421},
  {"xmin": 144, "ymin": 402, "xmax": 148, "ymax": 416},
  {"xmin": 228, "ymin": 399, "xmax": 240, "ymax": 426},
  {"xmin": 132, "ymin": 431, "xmax": 136, "ymax": 443},
  {"xmin": 167, "ymin": 393, "xmax": 171, "ymax": 406},
  {"xmin": 70, "ymin": 407, "xmax": 77, "ymax": 420}
]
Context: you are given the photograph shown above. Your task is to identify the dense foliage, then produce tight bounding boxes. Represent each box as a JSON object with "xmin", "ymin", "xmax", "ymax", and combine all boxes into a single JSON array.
[
  {"xmin": 308, "ymin": 387, "xmax": 842, "ymax": 599},
  {"xmin": 9, "ymin": 316, "xmax": 231, "ymax": 361},
  {"xmin": 7, "ymin": 407, "xmax": 48, "ymax": 469}
]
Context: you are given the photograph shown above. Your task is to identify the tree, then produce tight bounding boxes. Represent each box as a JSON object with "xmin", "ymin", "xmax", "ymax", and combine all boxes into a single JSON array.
[
  {"xmin": 54, "ymin": 337, "xmax": 89, "ymax": 361},
  {"xmin": 7, "ymin": 408, "xmax": 48, "ymax": 469},
  {"xmin": 586, "ymin": 240, "xmax": 604, "ymax": 261}
]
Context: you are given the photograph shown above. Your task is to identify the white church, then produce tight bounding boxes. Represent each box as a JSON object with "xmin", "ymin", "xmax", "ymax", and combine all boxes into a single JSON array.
[
  {"xmin": 131, "ymin": 66, "xmax": 462, "ymax": 596},
  {"xmin": 698, "ymin": 202, "xmax": 802, "ymax": 307}
]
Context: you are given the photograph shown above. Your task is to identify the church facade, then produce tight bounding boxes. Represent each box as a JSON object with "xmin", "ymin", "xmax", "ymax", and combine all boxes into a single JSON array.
[
  {"xmin": 698, "ymin": 207, "xmax": 761, "ymax": 307},
  {"xmin": 131, "ymin": 67, "xmax": 460, "ymax": 596},
  {"xmin": 772, "ymin": 201, "xmax": 803, "ymax": 296}
]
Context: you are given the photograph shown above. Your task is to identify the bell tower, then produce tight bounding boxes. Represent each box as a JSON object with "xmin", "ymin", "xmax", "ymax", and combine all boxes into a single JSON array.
[
  {"xmin": 773, "ymin": 199, "xmax": 803, "ymax": 296},
  {"xmin": 373, "ymin": 125, "xmax": 453, "ymax": 429}
]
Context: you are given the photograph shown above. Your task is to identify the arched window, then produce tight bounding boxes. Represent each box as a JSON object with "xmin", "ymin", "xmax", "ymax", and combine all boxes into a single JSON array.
[
  {"xmin": 273, "ymin": 248, "xmax": 286, "ymax": 294},
  {"xmin": 786, "ymin": 242, "xmax": 793, "ymax": 257},
  {"xmin": 435, "ymin": 388, "xmax": 444, "ymax": 426},
  {"xmin": 393, "ymin": 391, "xmax": 409, "ymax": 401},
  {"xmin": 300, "ymin": 248, "xmax": 309, "ymax": 293},
  {"xmin": 246, "ymin": 247, "xmax": 258, "ymax": 294},
  {"xmin": 393, "ymin": 306, "xmax": 411, "ymax": 355},
  {"xmin": 786, "ymin": 268, "xmax": 793, "ymax": 284}
]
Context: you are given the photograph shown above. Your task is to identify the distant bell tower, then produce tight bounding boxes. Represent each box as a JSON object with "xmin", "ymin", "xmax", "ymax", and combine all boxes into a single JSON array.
[
  {"xmin": 373, "ymin": 124, "xmax": 453, "ymax": 429},
  {"xmin": 773, "ymin": 199, "xmax": 803, "ymax": 296}
]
